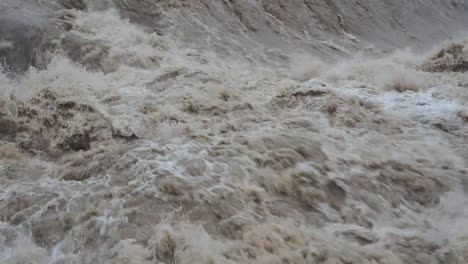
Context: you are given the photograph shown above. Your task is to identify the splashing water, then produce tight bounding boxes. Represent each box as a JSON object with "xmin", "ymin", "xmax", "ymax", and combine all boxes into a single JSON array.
[{"xmin": 1, "ymin": 1, "xmax": 468, "ymax": 263}]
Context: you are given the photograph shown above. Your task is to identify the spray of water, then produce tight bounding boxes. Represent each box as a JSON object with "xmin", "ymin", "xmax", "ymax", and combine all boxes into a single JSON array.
[{"xmin": 1, "ymin": 1, "xmax": 468, "ymax": 263}]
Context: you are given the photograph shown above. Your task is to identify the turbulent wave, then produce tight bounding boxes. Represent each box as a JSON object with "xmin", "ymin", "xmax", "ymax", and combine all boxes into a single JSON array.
[{"xmin": 1, "ymin": 1, "xmax": 468, "ymax": 263}]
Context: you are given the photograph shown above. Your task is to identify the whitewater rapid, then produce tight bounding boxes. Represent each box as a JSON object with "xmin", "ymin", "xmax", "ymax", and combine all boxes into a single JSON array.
[{"xmin": 1, "ymin": 1, "xmax": 468, "ymax": 264}]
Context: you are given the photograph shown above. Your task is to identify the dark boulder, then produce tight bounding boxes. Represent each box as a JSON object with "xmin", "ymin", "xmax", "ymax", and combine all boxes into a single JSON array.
[{"xmin": 0, "ymin": 9, "xmax": 53, "ymax": 74}]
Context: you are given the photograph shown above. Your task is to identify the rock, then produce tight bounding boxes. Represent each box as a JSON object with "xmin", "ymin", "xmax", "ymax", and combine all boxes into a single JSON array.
[
  {"xmin": 0, "ymin": 6, "xmax": 108, "ymax": 75},
  {"xmin": 0, "ymin": 9, "xmax": 52, "ymax": 73}
]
